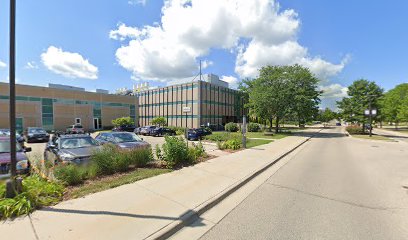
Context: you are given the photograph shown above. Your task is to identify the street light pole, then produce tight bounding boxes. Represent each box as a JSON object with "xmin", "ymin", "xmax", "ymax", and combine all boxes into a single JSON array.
[
  {"xmin": 368, "ymin": 99, "xmax": 372, "ymax": 137},
  {"xmin": 9, "ymin": 0, "xmax": 17, "ymax": 178}
]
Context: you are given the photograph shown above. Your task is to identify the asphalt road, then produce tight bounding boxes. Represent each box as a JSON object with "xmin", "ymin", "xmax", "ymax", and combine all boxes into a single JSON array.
[{"xmin": 200, "ymin": 127, "xmax": 408, "ymax": 240}]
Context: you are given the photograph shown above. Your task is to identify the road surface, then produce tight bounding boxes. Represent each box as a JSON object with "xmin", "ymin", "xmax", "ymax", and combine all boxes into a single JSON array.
[{"xmin": 200, "ymin": 127, "xmax": 408, "ymax": 240}]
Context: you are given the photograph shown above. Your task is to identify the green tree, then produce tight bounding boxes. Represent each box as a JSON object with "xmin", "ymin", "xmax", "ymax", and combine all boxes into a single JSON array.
[
  {"xmin": 380, "ymin": 83, "xmax": 408, "ymax": 128},
  {"xmin": 241, "ymin": 65, "xmax": 321, "ymax": 133},
  {"xmin": 337, "ymin": 79, "xmax": 383, "ymax": 129},
  {"xmin": 151, "ymin": 116, "xmax": 167, "ymax": 126},
  {"xmin": 317, "ymin": 108, "xmax": 337, "ymax": 125},
  {"xmin": 289, "ymin": 65, "xmax": 321, "ymax": 126},
  {"xmin": 112, "ymin": 117, "xmax": 134, "ymax": 127}
]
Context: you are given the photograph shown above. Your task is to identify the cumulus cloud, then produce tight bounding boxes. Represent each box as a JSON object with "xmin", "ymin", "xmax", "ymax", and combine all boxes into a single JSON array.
[
  {"xmin": 41, "ymin": 46, "xmax": 98, "ymax": 79},
  {"xmin": 319, "ymin": 83, "xmax": 348, "ymax": 99},
  {"xmin": 25, "ymin": 61, "xmax": 39, "ymax": 69},
  {"xmin": 111, "ymin": 0, "xmax": 347, "ymax": 82},
  {"xmin": 0, "ymin": 60, "xmax": 6, "ymax": 68},
  {"xmin": 220, "ymin": 75, "xmax": 239, "ymax": 89}
]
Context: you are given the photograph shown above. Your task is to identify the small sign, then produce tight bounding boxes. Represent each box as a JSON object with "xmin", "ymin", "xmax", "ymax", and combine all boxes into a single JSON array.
[
  {"xmin": 183, "ymin": 107, "xmax": 191, "ymax": 113},
  {"xmin": 364, "ymin": 109, "xmax": 370, "ymax": 116}
]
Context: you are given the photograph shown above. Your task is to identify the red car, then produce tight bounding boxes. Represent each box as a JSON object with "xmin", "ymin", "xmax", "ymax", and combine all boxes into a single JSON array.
[{"xmin": 0, "ymin": 136, "xmax": 32, "ymax": 178}]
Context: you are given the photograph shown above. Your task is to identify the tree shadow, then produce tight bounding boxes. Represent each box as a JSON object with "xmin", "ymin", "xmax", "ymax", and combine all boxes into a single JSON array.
[{"xmin": 291, "ymin": 131, "xmax": 347, "ymax": 139}]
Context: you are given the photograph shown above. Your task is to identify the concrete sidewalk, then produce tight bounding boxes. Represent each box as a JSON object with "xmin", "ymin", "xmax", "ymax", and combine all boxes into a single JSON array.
[
  {"xmin": 1, "ymin": 129, "xmax": 319, "ymax": 240},
  {"xmin": 373, "ymin": 128, "xmax": 408, "ymax": 143}
]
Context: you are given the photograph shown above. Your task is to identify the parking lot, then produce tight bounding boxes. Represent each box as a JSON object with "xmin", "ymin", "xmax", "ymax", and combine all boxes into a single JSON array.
[{"xmin": 25, "ymin": 132, "xmax": 226, "ymax": 163}]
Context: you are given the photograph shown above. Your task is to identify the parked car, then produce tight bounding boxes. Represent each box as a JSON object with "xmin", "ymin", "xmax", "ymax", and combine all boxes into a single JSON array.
[
  {"xmin": 0, "ymin": 136, "xmax": 31, "ymax": 178},
  {"xmin": 140, "ymin": 126, "xmax": 157, "ymax": 136},
  {"xmin": 364, "ymin": 123, "xmax": 373, "ymax": 130},
  {"xmin": 44, "ymin": 134, "xmax": 101, "ymax": 165},
  {"xmin": 151, "ymin": 127, "xmax": 176, "ymax": 137},
  {"xmin": 0, "ymin": 128, "xmax": 25, "ymax": 144},
  {"xmin": 66, "ymin": 124, "xmax": 85, "ymax": 134},
  {"xmin": 23, "ymin": 127, "xmax": 50, "ymax": 143},
  {"xmin": 187, "ymin": 128, "xmax": 206, "ymax": 141},
  {"xmin": 336, "ymin": 122, "xmax": 342, "ymax": 126},
  {"xmin": 95, "ymin": 132, "xmax": 150, "ymax": 150},
  {"xmin": 134, "ymin": 127, "xmax": 142, "ymax": 135},
  {"xmin": 112, "ymin": 125, "xmax": 136, "ymax": 132}
]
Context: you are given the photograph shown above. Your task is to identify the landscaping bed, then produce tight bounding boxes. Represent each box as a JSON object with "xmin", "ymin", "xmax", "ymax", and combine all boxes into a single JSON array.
[{"xmin": 1, "ymin": 136, "xmax": 211, "ymax": 220}]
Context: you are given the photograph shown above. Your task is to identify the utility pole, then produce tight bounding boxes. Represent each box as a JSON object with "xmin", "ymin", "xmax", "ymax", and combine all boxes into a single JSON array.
[
  {"xmin": 368, "ymin": 99, "xmax": 372, "ymax": 137},
  {"xmin": 6, "ymin": 0, "xmax": 17, "ymax": 198},
  {"xmin": 10, "ymin": 0, "xmax": 17, "ymax": 178}
]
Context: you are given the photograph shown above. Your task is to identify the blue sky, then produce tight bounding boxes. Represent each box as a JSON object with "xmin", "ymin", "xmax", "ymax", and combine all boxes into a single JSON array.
[{"xmin": 0, "ymin": 0, "xmax": 407, "ymax": 109}]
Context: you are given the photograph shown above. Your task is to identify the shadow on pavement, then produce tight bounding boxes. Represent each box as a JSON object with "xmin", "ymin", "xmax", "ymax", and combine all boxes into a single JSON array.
[
  {"xmin": 291, "ymin": 131, "xmax": 346, "ymax": 139},
  {"xmin": 40, "ymin": 207, "xmax": 180, "ymax": 221}
]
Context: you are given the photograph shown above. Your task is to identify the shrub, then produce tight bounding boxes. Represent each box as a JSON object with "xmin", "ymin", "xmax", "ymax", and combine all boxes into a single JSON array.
[
  {"xmin": 247, "ymin": 123, "xmax": 261, "ymax": 132},
  {"xmin": 224, "ymin": 139, "xmax": 241, "ymax": 150},
  {"xmin": 91, "ymin": 144, "xmax": 153, "ymax": 176},
  {"xmin": 0, "ymin": 175, "xmax": 63, "ymax": 219},
  {"xmin": 112, "ymin": 117, "xmax": 134, "ymax": 127},
  {"xmin": 346, "ymin": 125, "xmax": 365, "ymax": 135},
  {"xmin": 168, "ymin": 126, "xmax": 186, "ymax": 135},
  {"xmin": 160, "ymin": 136, "xmax": 191, "ymax": 168},
  {"xmin": 188, "ymin": 141, "xmax": 207, "ymax": 162},
  {"xmin": 151, "ymin": 117, "xmax": 167, "ymax": 126},
  {"xmin": 91, "ymin": 144, "xmax": 118, "ymax": 175},
  {"xmin": 54, "ymin": 164, "xmax": 87, "ymax": 186},
  {"xmin": 225, "ymin": 122, "xmax": 239, "ymax": 132},
  {"xmin": 205, "ymin": 132, "xmax": 232, "ymax": 142}
]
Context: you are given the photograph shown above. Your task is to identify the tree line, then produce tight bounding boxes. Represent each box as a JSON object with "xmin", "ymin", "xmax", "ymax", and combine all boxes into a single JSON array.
[{"xmin": 337, "ymin": 79, "xmax": 408, "ymax": 129}]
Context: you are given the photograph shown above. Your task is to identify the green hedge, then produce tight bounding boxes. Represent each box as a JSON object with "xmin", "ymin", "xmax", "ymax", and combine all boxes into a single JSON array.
[
  {"xmin": 225, "ymin": 122, "xmax": 239, "ymax": 132},
  {"xmin": 247, "ymin": 123, "xmax": 261, "ymax": 132},
  {"xmin": 346, "ymin": 125, "xmax": 365, "ymax": 135}
]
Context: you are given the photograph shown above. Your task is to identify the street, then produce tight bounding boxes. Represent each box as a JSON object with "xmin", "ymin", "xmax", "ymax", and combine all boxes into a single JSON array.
[{"xmin": 200, "ymin": 127, "xmax": 408, "ymax": 240}]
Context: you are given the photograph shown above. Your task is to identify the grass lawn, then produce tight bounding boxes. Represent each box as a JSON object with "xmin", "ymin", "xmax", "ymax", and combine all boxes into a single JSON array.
[
  {"xmin": 246, "ymin": 139, "xmax": 273, "ymax": 148},
  {"xmin": 352, "ymin": 134, "xmax": 392, "ymax": 141},
  {"xmin": 209, "ymin": 131, "xmax": 293, "ymax": 140},
  {"xmin": 65, "ymin": 168, "xmax": 171, "ymax": 200}
]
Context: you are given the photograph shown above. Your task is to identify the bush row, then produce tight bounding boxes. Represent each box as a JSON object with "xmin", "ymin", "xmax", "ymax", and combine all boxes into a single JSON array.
[
  {"xmin": 155, "ymin": 136, "xmax": 207, "ymax": 168},
  {"xmin": 54, "ymin": 144, "xmax": 153, "ymax": 186}
]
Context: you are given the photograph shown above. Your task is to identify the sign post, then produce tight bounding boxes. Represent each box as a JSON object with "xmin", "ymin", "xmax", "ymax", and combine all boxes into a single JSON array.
[{"xmin": 242, "ymin": 115, "xmax": 247, "ymax": 149}]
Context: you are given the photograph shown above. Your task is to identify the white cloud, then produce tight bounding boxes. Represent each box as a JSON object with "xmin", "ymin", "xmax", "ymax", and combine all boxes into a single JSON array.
[
  {"xmin": 25, "ymin": 61, "xmax": 39, "ymax": 69},
  {"xmin": 220, "ymin": 75, "xmax": 240, "ymax": 89},
  {"xmin": 109, "ymin": 23, "xmax": 146, "ymax": 41},
  {"xmin": 111, "ymin": 0, "xmax": 347, "ymax": 82},
  {"xmin": 128, "ymin": 0, "xmax": 147, "ymax": 6},
  {"xmin": 41, "ymin": 46, "xmax": 98, "ymax": 80},
  {"xmin": 319, "ymin": 83, "xmax": 348, "ymax": 99},
  {"xmin": 0, "ymin": 60, "xmax": 6, "ymax": 68}
]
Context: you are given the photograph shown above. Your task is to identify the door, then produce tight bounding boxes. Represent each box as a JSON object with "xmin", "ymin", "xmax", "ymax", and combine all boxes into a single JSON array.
[
  {"xmin": 93, "ymin": 118, "xmax": 99, "ymax": 130},
  {"xmin": 16, "ymin": 118, "xmax": 23, "ymax": 133}
]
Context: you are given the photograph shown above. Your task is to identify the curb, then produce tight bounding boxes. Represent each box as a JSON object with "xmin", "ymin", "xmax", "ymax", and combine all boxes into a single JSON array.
[{"xmin": 146, "ymin": 129, "xmax": 322, "ymax": 240}]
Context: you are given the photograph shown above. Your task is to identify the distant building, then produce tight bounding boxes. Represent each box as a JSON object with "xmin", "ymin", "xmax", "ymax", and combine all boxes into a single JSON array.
[
  {"xmin": 167, "ymin": 73, "xmax": 229, "ymax": 88},
  {"xmin": 135, "ymin": 75, "xmax": 246, "ymax": 128},
  {"xmin": 0, "ymin": 83, "xmax": 137, "ymax": 132}
]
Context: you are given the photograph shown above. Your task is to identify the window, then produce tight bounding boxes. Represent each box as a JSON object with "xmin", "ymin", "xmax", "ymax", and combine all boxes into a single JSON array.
[{"xmin": 75, "ymin": 118, "xmax": 81, "ymax": 124}]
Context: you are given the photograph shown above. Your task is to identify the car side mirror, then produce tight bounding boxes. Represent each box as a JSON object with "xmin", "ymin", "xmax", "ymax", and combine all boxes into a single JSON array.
[
  {"xmin": 141, "ymin": 138, "xmax": 143, "ymax": 141},
  {"xmin": 48, "ymin": 144, "xmax": 56, "ymax": 149},
  {"xmin": 24, "ymin": 147, "xmax": 32, "ymax": 152}
]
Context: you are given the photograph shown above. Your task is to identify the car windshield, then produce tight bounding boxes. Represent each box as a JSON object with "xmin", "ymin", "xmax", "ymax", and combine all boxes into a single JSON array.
[
  {"xmin": 74, "ymin": 125, "xmax": 83, "ymax": 129},
  {"xmin": 60, "ymin": 137, "xmax": 99, "ymax": 149},
  {"xmin": 29, "ymin": 128, "xmax": 46, "ymax": 134},
  {"xmin": 112, "ymin": 132, "xmax": 142, "ymax": 143},
  {"xmin": 0, "ymin": 140, "xmax": 23, "ymax": 153}
]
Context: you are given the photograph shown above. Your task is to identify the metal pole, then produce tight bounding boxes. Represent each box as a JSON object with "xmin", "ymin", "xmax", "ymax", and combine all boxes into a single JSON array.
[
  {"xmin": 9, "ymin": 0, "xmax": 17, "ymax": 178},
  {"xmin": 242, "ymin": 115, "xmax": 247, "ymax": 148},
  {"xmin": 369, "ymin": 99, "xmax": 372, "ymax": 137}
]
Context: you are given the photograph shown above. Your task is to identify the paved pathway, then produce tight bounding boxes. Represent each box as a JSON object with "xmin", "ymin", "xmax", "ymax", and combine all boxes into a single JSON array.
[
  {"xmin": 1, "ymin": 129, "xmax": 319, "ymax": 240},
  {"xmin": 200, "ymin": 127, "xmax": 408, "ymax": 240}
]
